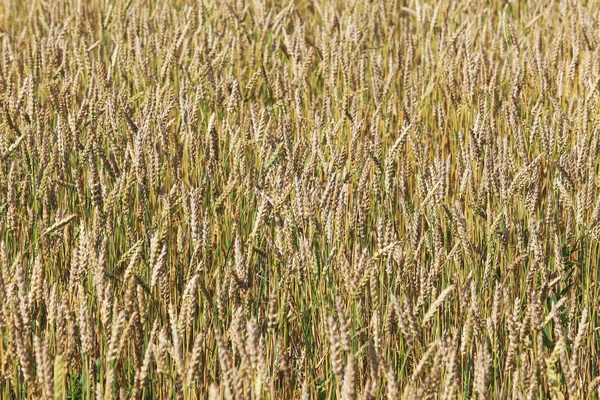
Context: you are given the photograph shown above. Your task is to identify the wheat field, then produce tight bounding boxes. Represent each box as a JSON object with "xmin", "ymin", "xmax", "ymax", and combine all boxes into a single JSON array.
[{"xmin": 0, "ymin": 0, "xmax": 599, "ymax": 398}]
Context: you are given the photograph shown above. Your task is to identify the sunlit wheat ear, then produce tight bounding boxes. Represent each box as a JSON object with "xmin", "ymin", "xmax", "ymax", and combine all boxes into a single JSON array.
[
  {"xmin": 328, "ymin": 315, "xmax": 344, "ymax": 382},
  {"xmin": 208, "ymin": 383, "xmax": 220, "ymax": 400},
  {"xmin": 473, "ymin": 341, "xmax": 491, "ymax": 399},
  {"xmin": 423, "ymin": 285, "xmax": 454, "ymax": 326},
  {"xmin": 341, "ymin": 354, "xmax": 356, "ymax": 400},
  {"xmin": 32, "ymin": 335, "xmax": 47, "ymax": 398}
]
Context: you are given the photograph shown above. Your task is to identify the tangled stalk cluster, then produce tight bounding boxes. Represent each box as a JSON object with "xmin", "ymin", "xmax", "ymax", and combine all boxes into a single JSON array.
[{"xmin": 1, "ymin": 0, "xmax": 600, "ymax": 398}]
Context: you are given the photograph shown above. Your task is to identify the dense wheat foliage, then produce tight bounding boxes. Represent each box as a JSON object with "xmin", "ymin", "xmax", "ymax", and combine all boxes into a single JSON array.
[{"xmin": 1, "ymin": 0, "xmax": 600, "ymax": 398}]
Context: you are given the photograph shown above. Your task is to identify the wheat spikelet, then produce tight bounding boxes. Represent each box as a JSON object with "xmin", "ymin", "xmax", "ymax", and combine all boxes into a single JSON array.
[{"xmin": 423, "ymin": 285, "xmax": 454, "ymax": 325}]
